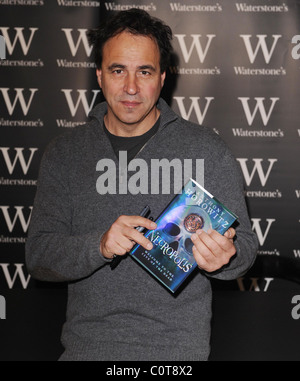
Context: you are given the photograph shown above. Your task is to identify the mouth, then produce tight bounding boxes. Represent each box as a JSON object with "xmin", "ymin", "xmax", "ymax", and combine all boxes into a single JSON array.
[{"xmin": 121, "ymin": 100, "xmax": 141, "ymax": 108}]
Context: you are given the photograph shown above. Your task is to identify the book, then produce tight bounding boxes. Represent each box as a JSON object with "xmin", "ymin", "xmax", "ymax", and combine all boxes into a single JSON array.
[{"xmin": 129, "ymin": 178, "xmax": 238, "ymax": 293}]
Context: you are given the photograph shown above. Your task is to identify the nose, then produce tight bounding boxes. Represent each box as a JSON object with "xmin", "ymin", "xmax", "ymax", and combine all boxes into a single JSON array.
[{"xmin": 124, "ymin": 73, "xmax": 139, "ymax": 95}]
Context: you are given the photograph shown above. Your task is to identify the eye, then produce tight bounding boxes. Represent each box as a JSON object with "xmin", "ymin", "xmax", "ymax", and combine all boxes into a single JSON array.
[{"xmin": 112, "ymin": 69, "xmax": 124, "ymax": 74}]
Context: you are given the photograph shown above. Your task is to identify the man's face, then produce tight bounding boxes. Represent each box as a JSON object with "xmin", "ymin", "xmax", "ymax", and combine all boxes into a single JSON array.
[{"xmin": 96, "ymin": 31, "xmax": 166, "ymax": 136}]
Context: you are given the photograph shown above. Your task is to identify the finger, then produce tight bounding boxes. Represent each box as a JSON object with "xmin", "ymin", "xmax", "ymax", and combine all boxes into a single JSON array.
[
  {"xmin": 102, "ymin": 215, "xmax": 157, "ymax": 258},
  {"xmin": 191, "ymin": 230, "xmax": 220, "ymax": 258},
  {"xmin": 124, "ymin": 227, "xmax": 154, "ymax": 251},
  {"xmin": 101, "ymin": 234, "xmax": 132, "ymax": 257},
  {"xmin": 125, "ymin": 215, "xmax": 157, "ymax": 230},
  {"xmin": 192, "ymin": 244, "xmax": 209, "ymax": 269},
  {"xmin": 122, "ymin": 215, "xmax": 156, "ymax": 250},
  {"xmin": 205, "ymin": 229, "xmax": 235, "ymax": 252},
  {"xmin": 114, "ymin": 235, "xmax": 136, "ymax": 253},
  {"xmin": 191, "ymin": 229, "xmax": 236, "ymax": 271},
  {"xmin": 224, "ymin": 227, "xmax": 236, "ymax": 240},
  {"xmin": 106, "ymin": 224, "xmax": 152, "ymax": 254}
]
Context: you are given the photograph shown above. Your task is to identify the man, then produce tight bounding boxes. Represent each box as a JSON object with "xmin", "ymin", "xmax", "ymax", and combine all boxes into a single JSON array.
[{"xmin": 25, "ymin": 9, "xmax": 258, "ymax": 361}]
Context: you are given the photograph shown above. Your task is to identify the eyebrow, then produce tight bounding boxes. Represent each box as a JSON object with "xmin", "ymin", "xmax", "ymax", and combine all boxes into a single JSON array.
[
  {"xmin": 138, "ymin": 65, "xmax": 156, "ymax": 72},
  {"xmin": 107, "ymin": 63, "xmax": 157, "ymax": 72},
  {"xmin": 108, "ymin": 63, "xmax": 125, "ymax": 70}
]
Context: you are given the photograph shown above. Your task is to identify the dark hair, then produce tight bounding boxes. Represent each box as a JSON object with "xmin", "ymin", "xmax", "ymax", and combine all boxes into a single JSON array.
[{"xmin": 88, "ymin": 8, "xmax": 173, "ymax": 73}]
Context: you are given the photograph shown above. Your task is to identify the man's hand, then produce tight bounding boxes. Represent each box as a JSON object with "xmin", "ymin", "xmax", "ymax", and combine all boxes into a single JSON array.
[
  {"xmin": 100, "ymin": 215, "xmax": 157, "ymax": 259},
  {"xmin": 191, "ymin": 227, "xmax": 236, "ymax": 272}
]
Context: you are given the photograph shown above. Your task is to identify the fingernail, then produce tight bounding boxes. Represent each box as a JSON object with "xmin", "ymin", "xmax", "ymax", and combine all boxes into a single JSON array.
[
  {"xmin": 150, "ymin": 222, "xmax": 157, "ymax": 229},
  {"xmin": 147, "ymin": 243, "xmax": 153, "ymax": 250}
]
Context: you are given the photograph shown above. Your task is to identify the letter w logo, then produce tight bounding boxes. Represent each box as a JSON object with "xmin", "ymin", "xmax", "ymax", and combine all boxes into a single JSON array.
[
  {"xmin": 240, "ymin": 34, "xmax": 281, "ymax": 64},
  {"xmin": 0, "ymin": 147, "xmax": 38, "ymax": 175},
  {"xmin": 236, "ymin": 158, "xmax": 277, "ymax": 186},
  {"xmin": 0, "ymin": 264, "xmax": 31, "ymax": 289},
  {"xmin": 61, "ymin": 89, "xmax": 101, "ymax": 117},
  {"xmin": 0, "ymin": 206, "xmax": 33, "ymax": 233},
  {"xmin": 251, "ymin": 218, "xmax": 275, "ymax": 246},
  {"xmin": 0, "ymin": 27, "xmax": 38, "ymax": 55},
  {"xmin": 238, "ymin": 97, "xmax": 279, "ymax": 126},
  {"xmin": 0, "ymin": 88, "xmax": 38, "ymax": 116},
  {"xmin": 61, "ymin": 28, "xmax": 93, "ymax": 57},
  {"xmin": 173, "ymin": 96, "xmax": 214, "ymax": 124},
  {"xmin": 174, "ymin": 34, "xmax": 215, "ymax": 63}
]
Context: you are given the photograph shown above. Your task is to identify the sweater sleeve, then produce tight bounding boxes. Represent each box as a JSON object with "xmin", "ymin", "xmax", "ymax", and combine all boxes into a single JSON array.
[
  {"xmin": 25, "ymin": 137, "xmax": 111, "ymax": 283},
  {"xmin": 204, "ymin": 141, "xmax": 258, "ymax": 281}
]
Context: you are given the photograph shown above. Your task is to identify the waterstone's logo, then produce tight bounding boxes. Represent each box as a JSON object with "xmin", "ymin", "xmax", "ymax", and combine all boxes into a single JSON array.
[
  {"xmin": 0, "ymin": 27, "xmax": 44, "ymax": 68},
  {"xmin": 0, "ymin": 35, "xmax": 5, "ymax": 59},
  {"xmin": 96, "ymin": 152, "xmax": 204, "ymax": 195}
]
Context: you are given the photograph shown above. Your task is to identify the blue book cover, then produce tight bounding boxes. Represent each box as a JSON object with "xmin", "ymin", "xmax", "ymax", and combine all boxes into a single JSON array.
[{"xmin": 130, "ymin": 178, "xmax": 238, "ymax": 293}]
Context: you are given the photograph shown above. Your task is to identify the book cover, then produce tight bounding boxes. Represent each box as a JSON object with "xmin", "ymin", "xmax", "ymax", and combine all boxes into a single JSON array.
[{"xmin": 130, "ymin": 178, "xmax": 238, "ymax": 293}]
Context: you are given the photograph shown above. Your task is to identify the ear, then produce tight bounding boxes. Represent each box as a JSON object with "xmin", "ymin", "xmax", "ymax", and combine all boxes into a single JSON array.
[
  {"xmin": 160, "ymin": 71, "xmax": 166, "ymax": 88},
  {"xmin": 96, "ymin": 69, "xmax": 102, "ymax": 88}
]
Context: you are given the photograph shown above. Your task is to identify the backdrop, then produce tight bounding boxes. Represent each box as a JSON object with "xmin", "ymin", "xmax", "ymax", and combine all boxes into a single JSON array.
[{"xmin": 0, "ymin": 0, "xmax": 299, "ymax": 361}]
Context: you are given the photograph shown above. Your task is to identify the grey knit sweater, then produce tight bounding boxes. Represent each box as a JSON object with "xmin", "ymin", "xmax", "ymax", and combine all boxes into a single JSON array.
[{"xmin": 25, "ymin": 98, "xmax": 258, "ymax": 361}]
